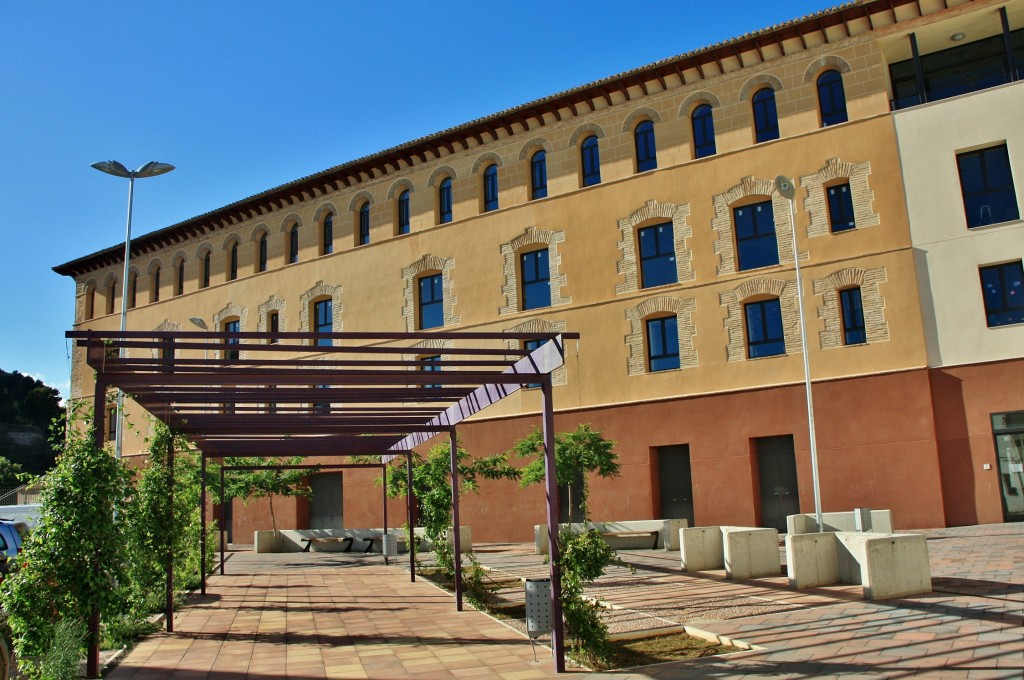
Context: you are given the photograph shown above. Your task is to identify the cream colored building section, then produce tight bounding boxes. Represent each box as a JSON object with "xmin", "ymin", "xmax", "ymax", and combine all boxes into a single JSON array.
[{"xmin": 895, "ymin": 82, "xmax": 1024, "ymax": 367}]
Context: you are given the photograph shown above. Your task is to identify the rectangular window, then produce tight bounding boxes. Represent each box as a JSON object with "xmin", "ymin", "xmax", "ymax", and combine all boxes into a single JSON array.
[
  {"xmin": 980, "ymin": 261, "xmax": 1024, "ymax": 327},
  {"xmin": 638, "ymin": 223, "xmax": 676, "ymax": 288},
  {"xmin": 323, "ymin": 215, "xmax": 334, "ymax": 255},
  {"xmin": 106, "ymin": 405, "xmax": 117, "ymax": 442},
  {"xmin": 152, "ymin": 268, "xmax": 160, "ymax": 303},
  {"xmin": 646, "ymin": 316, "xmax": 680, "ymax": 372},
  {"xmin": 522, "ymin": 338, "xmax": 543, "ymax": 389},
  {"xmin": 314, "ymin": 299, "xmax": 332, "ymax": 346},
  {"xmin": 422, "ymin": 355, "xmax": 441, "ymax": 389},
  {"xmin": 635, "ymin": 122, "xmax": 657, "ymax": 172},
  {"xmin": 734, "ymin": 200, "xmax": 779, "ymax": 270},
  {"xmin": 581, "ymin": 137, "xmax": 601, "ymax": 187},
  {"xmin": 957, "ymin": 145, "xmax": 1020, "ymax": 228},
  {"xmin": 418, "ymin": 274, "xmax": 443, "ymax": 329},
  {"xmin": 531, "ymin": 152, "xmax": 548, "ymax": 200},
  {"xmin": 827, "ymin": 183, "xmax": 856, "ymax": 232},
  {"xmin": 358, "ymin": 205, "xmax": 370, "ymax": 245},
  {"xmin": 483, "ymin": 166, "xmax": 499, "ymax": 212},
  {"xmin": 840, "ymin": 288, "xmax": 866, "ymax": 345},
  {"xmin": 268, "ymin": 311, "xmax": 279, "ymax": 344},
  {"xmin": 521, "ymin": 249, "xmax": 551, "ymax": 310},
  {"xmin": 398, "ymin": 192, "xmax": 410, "ymax": 235},
  {"xmin": 438, "ymin": 180, "xmax": 453, "ymax": 224},
  {"xmin": 176, "ymin": 262, "xmax": 185, "ymax": 296},
  {"xmin": 745, "ymin": 299, "xmax": 785, "ymax": 358},
  {"xmin": 223, "ymin": 319, "xmax": 240, "ymax": 361},
  {"xmin": 289, "ymin": 227, "xmax": 299, "ymax": 264},
  {"xmin": 229, "ymin": 245, "xmax": 238, "ymax": 280}
]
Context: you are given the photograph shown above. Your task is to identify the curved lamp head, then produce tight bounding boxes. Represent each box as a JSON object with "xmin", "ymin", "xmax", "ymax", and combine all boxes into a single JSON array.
[
  {"xmin": 189, "ymin": 317, "xmax": 208, "ymax": 330},
  {"xmin": 91, "ymin": 160, "xmax": 175, "ymax": 179},
  {"xmin": 775, "ymin": 175, "xmax": 796, "ymax": 200}
]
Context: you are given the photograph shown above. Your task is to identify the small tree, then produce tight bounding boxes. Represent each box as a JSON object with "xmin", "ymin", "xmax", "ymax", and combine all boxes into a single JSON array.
[{"xmin": 221, "ymin": 456, "xmax": 311, "ymax": 532}]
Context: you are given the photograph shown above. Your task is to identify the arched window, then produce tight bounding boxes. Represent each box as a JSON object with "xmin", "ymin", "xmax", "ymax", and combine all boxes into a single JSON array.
[
  {"xmin": 288, "ymin": 224, "xmax": 299, "ymax": 264},
  {"xmin": 106, "ymin": 279, "xmax": 116, "ymax": 314},
  {"xmin": 483, "ymin": 164, "xmax": 499, "ymax": 212},
  {"xmin": 581, "ymin": 135, "xmax": 601, "ymax": 187},
  {"xmin": 397, "ymin": 190, "xmax": 410, "ymax": 235},
  {"xmin": 258, "ymin": 234, "xmax": 268, "ymax": 272},
  {"xmin": 530, "ymin": 151, "xmax": 548, "ymax": 200},
  {"xmin": 418, "ymin": 273, "xmax": 444, "ymax": 329},
  {"xmin": 745, "ymin": 298, "xmax": 785, "ymax": 358},
  {"xmin": 223, "ymin": 318, "xmax": 240, "ymax": 361},
  {"xmin": 752, "ymin": 88, "xmax": 780, "ymax": 143},
  {"xmin": 839, "ymin": 287, "xmax": 866, "ymax": 345},
  {"xmin": 646, "ymin": 315, "xmax": 679, "ymax": 372},
  {"xmin": 358, "ymin": 203, "xmax": 370, "ymax": 245},
  {"xmin": 228, "ymin": 243, "xmax": 238, "ymax": 281},
  {"xmin": 201, "ymin": 252, "xmax": 211, "ymax": 288},
  {"xmin": 151, "ymin": 265, "xmax": 161, "ymax": 302},
  {"xmin": 734, "ymin": 200, "xmax": 779, "ymax": 270},
  {"xmin": 175, "ymin": 260, "xmax": 185, "ymax": 296},
  {"xmin": 438, "ymin": 178, "xmax": 453, "ymax": 224},
  {"xmin": 691, "ymin": 104, "xmax": 716, "ymax": 158},
  {"xmin": 634, "ymin": 121, "xmax": 657, "ymax": 172},
  {"xmin": 128, "ymin": 272, "xmax": 138, "ymax": 309},
  {"xmin": 322, "ymin": 213, "xmax": 334, "ymax": 255},
  {"xmin": 313, "ymin": 298, "xmax": 333, "ymax": 346},
  {"xmin": 520, "ymin": 249, "xmax": 550, "ymax": 310},
  {"xmin": 817, "ymin": 70, "xmax": 848, "ymax": 127},
  {"xmin": 85, "ymin": 286, "xmax": 95, "ymax": 320}
]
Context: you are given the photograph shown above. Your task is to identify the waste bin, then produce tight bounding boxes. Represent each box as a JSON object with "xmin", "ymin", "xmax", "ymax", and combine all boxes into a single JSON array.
[
  {"xmin": 382, "ymin": 533, "xmax": 398, "ymax": 558},
  {"xmin": 524, "ymin": 577, "xmax": 552, "ymax": 639}
]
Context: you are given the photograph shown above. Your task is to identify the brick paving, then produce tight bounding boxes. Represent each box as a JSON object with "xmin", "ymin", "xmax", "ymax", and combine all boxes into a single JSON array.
[{"xmin": 107, "ymin": 524, "xmax": 1022, "ymax": 678}]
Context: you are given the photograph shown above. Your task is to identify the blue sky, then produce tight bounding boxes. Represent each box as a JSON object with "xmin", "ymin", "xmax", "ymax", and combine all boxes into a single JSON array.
[{"xmin": 1, "ymin": 0, "xmax": 838, "ymax": 399}]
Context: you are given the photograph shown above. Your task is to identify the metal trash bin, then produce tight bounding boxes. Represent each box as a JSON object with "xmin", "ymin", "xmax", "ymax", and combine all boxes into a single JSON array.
[
  {"xmin": 382, "ymin": 532, "xmax": 398, "ymax": 558},
  {"xmin": 524, "ymin": 577, "xmax": 552, "ymax": 639},
  {"xmin": 854, "ymin": 508, "xmax": 873, "ymax": 532}
]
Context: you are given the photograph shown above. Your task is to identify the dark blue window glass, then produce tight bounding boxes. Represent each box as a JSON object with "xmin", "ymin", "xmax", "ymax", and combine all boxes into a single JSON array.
[
  {"xmin": 419, "ymin": 274, "xmax": 443, "ymax": 329},
  {"xmin": 840, "ymin": 288, "xmax": 866, "ymax": 345},
  {"xmin": 323, "ymin": 214, "xmax": 333, "ymax": 254},
  {"xmin": 531, "ymin": 151, "xmax": 548, "ymax": 200},
  {"xmin": 223, "ymin": 319, "xmax": 240, "ymax": 361},
  {"xmin": 398, "ymin": 190, "xmax": 410, "ymax": 235},
  {"xmin": 692, "ymin": 104, "xmax": 716, "ymax": 158},
  {"xmin": 483, "ymin": 164, "xmax": 499, "ymax": 212},
  {"xmin": 635, "ymin": 121, "xmax": 657, "ymax": 172},
  {"xmin": 734, "ymin": 200, "xmax": 779, "ymax": 270},
  {"xmin": 202, "ymin": 252, "xmax": 211, "ymax": 288},
  {"xmin": 745, "ymin": 299, "xmax": 785, "ymax": 358},
  {"xmin": 289, "ymin": 225, "xmax": 299, "ymax": 264},
  {"xmin": 521, "ymin": 249, "xmax": 551, "ymax": 310},
  {"xmin": 752, "ymin": 88, "xmax": 779, "ymax": 143},
  {"xmin": 980, "ymin": 261, "xmax": 1024, "ymax": 327},
  {"xmin": 314, "ymin": 299, "xmax": 332, "ymax": 346},
  {"xmin": 268, "ymin": 311, "xmax": 279, "ymax": 344},
  {"xmin": 638, "ymin": 223, "xmax": 676, "ymax": 288},
  {"xmin": 258, "ymin": 234, "xmax": 268, "ymax": 272},
  {"xmin": 827, "ymin": 183, "xmax": 856, "ymax": 232},
  {"xmin": 358, "ymin": 203, "xmax": 370, "ymax": 245},
  {"xmin": 439, "ymin": 178, "xmax": 453, "ymax": 224},
  {"xmin": 422, "ymin": 355, "xmax": 441, "ymax": 389},
  {"xmin": 229, "ymin": 244, "xmax": 238, "ymax": 281},
  {"xmin": 581, "ymin": 135, "xmax": 601, "ymax": 186},
  {"xmin": 646, "ymin": 316, "xmax": 679, "ymax": 372},
  {"xmin": 176, "ymin": 260, "xmax": 185, "ymax": 295},
  {"xmin": 958, "ymin": 145, "xmax": 1019, "ymax": 228},
  {"xmin": 817, "ymin": 70, "xmax": 848, "ymax": 126},
  {"xmin": 523, "ymin": 338, "xmax": 543, "ymax": 388}
]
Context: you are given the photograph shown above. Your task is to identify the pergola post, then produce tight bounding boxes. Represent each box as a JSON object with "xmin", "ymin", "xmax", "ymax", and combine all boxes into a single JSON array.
[
  {"xmin": 87, "ymin": 375, "xmax": 105, "ymax": 679},
  {"xmin": 220, "ymin": 464, "xmax": 226, "ymax": 575},
  {"xmin": 200, "ymin": 453, "xmax": 207, "ymax": 596},
  {"xmin": 382, "ymin": 463, "xmax": 389, "ymax": 565},
  {"xmin": 542, "ymin": 376, "xmax": 566, "ymax": 673},
  {"xmin": 166, "ymin": 435, "xmax": 175, "ymax": 632},
  {"xmin": 407, "ymin": 453, "xmax": 416, "ymax": 582},
  {"xmin": 449, "ymin": 428, "xmax": 463, "ymax": 612}
]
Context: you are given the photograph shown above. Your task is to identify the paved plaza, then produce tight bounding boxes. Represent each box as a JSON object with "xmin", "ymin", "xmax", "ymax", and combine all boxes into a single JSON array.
[{"xmin": 107, "ymin": 524, "xmax": 1022, "ymax": 679}]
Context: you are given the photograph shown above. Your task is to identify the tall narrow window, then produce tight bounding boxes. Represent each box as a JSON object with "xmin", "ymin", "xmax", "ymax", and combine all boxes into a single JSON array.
[
  {"xmin": 635, "ymin": 121, "xmax": 657, "ymax": 172},
  {"xmin": 289, "ymin": 225, "xmax": 299, "ymax": 264},
  {"xmin": 438, "ymin": 178, "xmax": 453, "ymax": 224},
  {"xmin": 523, "ymin": 338, "xmax": 543, "ymax": 389},
  {"xmin": 128, "ymin": 272, "xmax": 137, "ymax": 309},
  {"xmin": 202, "ymin": 252, "xmax": 211, "ymax": 288},
  {"xmin": 418, "ymin": 274, "xmax": 443, "ymax": 329},
  {"xmin": 752, "ymin": 88, "xmax": 780, "ymax": 143},
  {"xmin": 646, "ymin": 316, "xmax": 680, "ymax": 372},
  {"xmin": 581, "ymin": 135, "xmax": 601, "ymax": 187},
  {"xmin": 322, "ymin": 213, "xmax": 334, "ymax": 255},
  {"xmin": 358, "ymin": 203, "xmax": 370, "ymax": 245},
  {"xmin": 229, "ymin": 243, "xmax": 238, "ymax": 281},
  {"xmin": 734, "ymin": 200, "xmax": 779, "ymax": 270},
  {"xmin": 840, "ymin": 287, "xmax": 866, "ymax": 345},
  {"xmin": 520, "ymin": 249, "xmax": 550, "ymax": 310},
  {"xmin": 106, "ymin": 405, "xmax": 117, "ymax": 442},
  {"xmin": 313, "ymin": 299, "xmax": 333, "ymax": 346},
  {"xmin": 980, "ymin": 261, "xmax": 1024, "ymax": 327},
  {"xmin": 957, "ymin": 145, "xmax": 1019, "ymax": 228},
  {"xmin": 422, "ymin": 355, "xmax": 441, "ymax": 389},
  {"xmin": 638, "ymin": 223, "xmax": 676, "ymax": 288},
  {"xmin": 691, "ymin": 104, "xmax": 716, "ymax": 158},
  {"xmin": 827, "ymin": 183, "xmax": 856, "ymax": 232},
  {"xmin": 817, "ymin": 70, "xmax": 848, "ymax": 126},
  {"xmin": 258, "ymin": 234, "xmax": 268, "ymax": 272},
  {"xmin": 151, "ymin": 266, "xmax": 161, "ymax": 303},
  {"xmin": 483, "ymin": 164, "xmax": 499, "ymax": 212},
  {"xmin": 745, "ymin": 299, "xmax": 785, "ymax": 358},
  {"xmin": 531, "ymin": 150, "xmax": 548, "ymax": 200},
  {"xmin": 176, "ymin": 260, "xmax": 185, "ymax": 296},
  {"xmin": 398, "ymin": 190, "xmax": 411, "ymax": 235},
  {"xmin": 85, "ymin": 287, "xmax": 95, "ymax": 320},
  {"xmin": 268, "ymin": 310, "xmax": 280, "ymax": 343},
  {"xmin": 223, "ymin": 319, "xmax": 240, "ymax": 361},
  {"xmin": 106, "ymin": 281, "xmax": 116, "ymax": 314}
]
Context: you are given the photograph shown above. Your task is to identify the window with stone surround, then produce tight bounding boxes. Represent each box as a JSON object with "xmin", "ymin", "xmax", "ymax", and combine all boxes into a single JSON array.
[
  {"xmin": 624, "ymin": 297, "xmax": 696, "ymax": 375},
  {"xmin": 840, "ymin": 287, "xmax": 866, "ymax": 345},
  {"xmin": 721, "ymin": 277, "xmax": 799, "ymax": 362},
  {"xmin": 638, "ymin": 223, "xmax": 676, "ymax": 288},
  {"xmin": 634, "ymin": 121, "xmax": 657, "ymax": 173},
  {"xmin": 222, "ymin": 318, "xmax": 240, "ymax": 361},
  {"xmin": 483, "ymin": 164, "xmax": 499, "ymax": 212},
  {"xmin": 299, "ymin": 282, "xmax": 342, "ymax": 340},
  {"xmin": 421, "ymin": 355, "xmax": 441, "ymax": 389},
  {"xmin": 827, "ymin": 183, "xmax": 856, "ymax": 232},
  {"xmin": 520, "ymin": 249, "xmax": 550, "ymax": 311},
  {"xmin": 734, "ymin": 200, "xmax": 779, "ymax": 271},
  {"xmin": 401, "ymin": 254, "xmax": 458, "ymax": 332},
  {"xmin": 752, "ymin": 88, "xmax": 779, "ymax": 143},
  {"xmin": 745, "ymin": 299, "xmax": 785, "ymax": 358},
  {"xmin": 616, "ymin": 200, "xmax": 692, "ymax": 295},
  {"xmin": 499, "ymin": 227, "xmax": 569, "ymax": 315},
  {"xmin": 691, "ymin": 104, "xmax": 716, "ymax": 159},
  {"xmin": 646, "ymin": 316, "xmax": 679, "ymax": 371},
  {"xmin": 817, "ymin": 70, "xmax": 848, "ymax": 127},
  {"xmin": 258, "ymin": 295, "xmax": 287, "ymax": 344},
  {"xmin": 957, "ymin": 144, "xmax": 1019, "ymax": 229},
  {"xmin": 313, "ymin": 298, "xmax": 333, "ymax": 346},
  {"xmin": 581, "ymin": 135, "xmax": 601, "ymax": 187},
  {"xmin": 503, "ymin": 318, "xmax": 567, "ymax": 387},
  {"xmin": 813, "ymin": 267, "xmax": 889, "ymax": 349},
  {"xmin": 418, "ymin": 274, "xmax": 443, "ymax": 330},
  {"xmin": 980, "ymin": 260, "xmax": 1024, "ymax": 327},
  {"xmin": 801, "ymin": 159, "xmax": 878, "ymax": 238},
  {"xmin": 268, "ymin": 311, "xmax": 279, "ymax": 342}
]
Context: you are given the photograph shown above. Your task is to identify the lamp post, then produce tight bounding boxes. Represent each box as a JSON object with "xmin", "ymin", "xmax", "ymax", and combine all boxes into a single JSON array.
[
  {"xmin": 776, "ymin": 175, "xmax": 824, "ymax": 532},
  {"xmin": 92, "ymin": 161, "xmax": 175, "ymax": 460}
]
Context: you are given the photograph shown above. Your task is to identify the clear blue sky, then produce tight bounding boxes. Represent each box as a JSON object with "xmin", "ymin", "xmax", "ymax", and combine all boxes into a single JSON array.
[{"xmin": 1, "ymin": 0, "xmax": 838, "ymax": 399}]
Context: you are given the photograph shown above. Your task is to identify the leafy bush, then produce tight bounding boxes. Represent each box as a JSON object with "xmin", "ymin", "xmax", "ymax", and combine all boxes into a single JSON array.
[{"xmin": 559, "ymin": 529, "xmax": 617, "ymax": 666}]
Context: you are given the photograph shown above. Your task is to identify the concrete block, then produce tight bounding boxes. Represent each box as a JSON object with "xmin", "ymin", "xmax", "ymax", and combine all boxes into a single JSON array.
[
  {"xmin": 679, "ymin": 526, "xmax": 724, "ymax": 571},
  {"xmin": 534, "ymin": 519, "xmax": 687, "ymax": 554},
  {"xmin": 786, "ymin": 532, "xmax": 839, "ymax": 588},
  {"xmin": 722, "ymin": 527, "xmax": 781, "ymax": 579},
  {"xmin": 836, "ymin": 532, "xmax": 931, "ymax": 600},
  {"xmin": 787, "ymin": 509, "xmax": 893, "ymax": 535}
]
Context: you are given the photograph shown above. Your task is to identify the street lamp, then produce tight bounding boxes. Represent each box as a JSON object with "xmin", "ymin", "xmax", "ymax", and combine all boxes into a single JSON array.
[
  {"xmin": 92, "ymin": 160, "xmax": 175, "ymax": 460},
  {"xmin": 776, "ymin": 175, "xmax": 824, "ymax": 532}
]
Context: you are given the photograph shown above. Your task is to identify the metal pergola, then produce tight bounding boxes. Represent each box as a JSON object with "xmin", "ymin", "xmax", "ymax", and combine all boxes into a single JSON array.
[{"xmin": 69, "ymin": 328, "xmax": 578, "ymax": 675}]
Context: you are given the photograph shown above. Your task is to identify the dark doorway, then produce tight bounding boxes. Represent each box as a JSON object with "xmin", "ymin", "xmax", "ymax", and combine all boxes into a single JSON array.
[
  {"xmin": 756, "ymin": 435, "xmax": 799, "ymax": 532},
  {"xmin": 558, "ymin": 471, "xmax": 585, "ymax": 524},
  {"xmin": 310, "ymin": 472, "xmax": 344, "ymax": 530},
  {"xmin": 223, "ymin": 497, "xmax": 234, "ymax": 543},
  {"xmin": 992, "ymin": 412, "xmax": 1024, "ymax": 522},
  {"xmin": 656, "ymin": 444, "xmax": 695, "ymax": 527}
]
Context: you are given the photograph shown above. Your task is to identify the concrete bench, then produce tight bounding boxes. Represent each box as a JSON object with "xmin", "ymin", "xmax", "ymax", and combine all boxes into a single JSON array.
[
  {"xmin": 256, "ymin": 526, "xmax": 471, "ymax": 554},
  {"xmin": 301, "ymin": 536, "xmax": 355, "ymax": 553},
  {"xmin": 601, "ymin": 530, "xmax": 659, "ymax": 550},
  {"xmin": 679, "ymin": 526, "xmax": 781, "ymax": 579},
  {"xmin": 786, "ymin": 531, "xmax": 931, "ymax": 600},
  {"xmin": 534, "ymin": 519, "xmax": 688, "ymax": 554},
  {"xmin": 787, "ymin": 509, "xmax": 893, "ymax": 535}
]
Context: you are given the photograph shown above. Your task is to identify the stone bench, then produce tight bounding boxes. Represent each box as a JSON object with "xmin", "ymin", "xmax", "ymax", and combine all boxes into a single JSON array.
[
  {"xmin": 787, "ymin": 509, "xmax": 893, "ymax": 535},
  {"xmin": 255, "ymin": 526, "xmax": 471, "ymax": 554},
  {"xmin": 533, "ymin": 519, "xmax": 688, "ymax": 554},
  {"xmin": 786, "ymin": 531, "xmax": 931, "ymax": 600},
  {"xmin": 679, "ymin": 526, "xmax": 781, "ymax": 579}
]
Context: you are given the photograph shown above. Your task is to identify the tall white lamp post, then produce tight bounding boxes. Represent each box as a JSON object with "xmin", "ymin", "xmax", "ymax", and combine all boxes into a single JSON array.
[
  {"xmin": 91, "ymin": 160, "xmax": 175, "ymax": 460},
  {"xmin": 776, "ymin": 175, "xmax": 824, "ymax": 531}
]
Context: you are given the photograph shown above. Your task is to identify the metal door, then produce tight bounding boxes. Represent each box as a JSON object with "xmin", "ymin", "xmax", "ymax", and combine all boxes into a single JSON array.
[
  {"xmin": 309, "ymin": 472, "xmax": 344, "ymax": 530},
  {"xmin": 657, "ymin": 444, "xmax": 695, "ymax": 527},
  {"xmin": 756, "ymin": 435, "xmax": 800, "ymax": 532}
]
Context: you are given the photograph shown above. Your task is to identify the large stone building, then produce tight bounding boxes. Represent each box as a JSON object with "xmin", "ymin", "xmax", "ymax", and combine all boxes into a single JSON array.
[{"xmin": 56, "ymin": 0, "xmax": 1024, "ymax": 542}]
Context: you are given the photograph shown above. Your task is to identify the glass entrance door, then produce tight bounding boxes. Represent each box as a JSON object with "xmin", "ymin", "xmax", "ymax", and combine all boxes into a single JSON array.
[{"xmin": 992, "ymin": 412, "xmax": 1024, "ymax": 522}]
